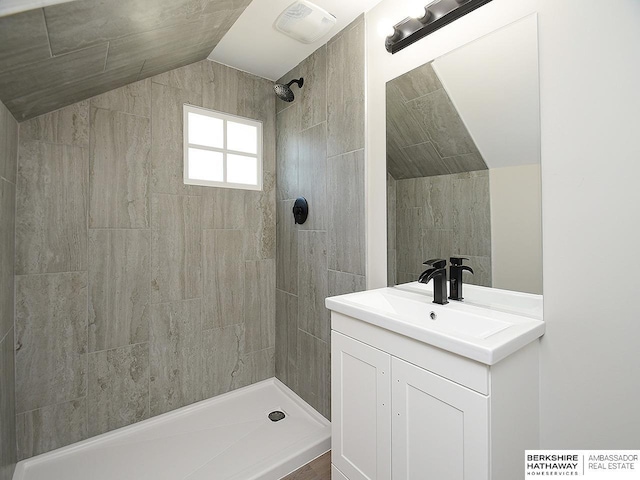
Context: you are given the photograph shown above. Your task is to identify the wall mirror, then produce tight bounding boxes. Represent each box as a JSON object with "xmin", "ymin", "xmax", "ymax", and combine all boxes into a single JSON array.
[{"xmin": 386, "ymin": 15, "xmax": 543, "ymax": 295}]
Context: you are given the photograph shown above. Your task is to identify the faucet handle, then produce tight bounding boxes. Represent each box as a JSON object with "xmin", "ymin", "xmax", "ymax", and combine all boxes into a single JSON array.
[
  {"xmin": 450, "ymin": 257, "xmax": 469, "ymax": 266},
  {"xmin": 424, "ymin": 258, "xmax": 447, "ymax": 269}
]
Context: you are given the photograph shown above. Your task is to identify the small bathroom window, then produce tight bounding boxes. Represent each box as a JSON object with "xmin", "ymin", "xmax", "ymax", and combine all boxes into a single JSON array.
[{"xmin": 183, "ymin": 104, "xmax": 263, "ymax": 190}]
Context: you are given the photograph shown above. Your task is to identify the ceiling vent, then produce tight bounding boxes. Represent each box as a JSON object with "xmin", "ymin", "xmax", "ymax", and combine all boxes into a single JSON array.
[{"xmin": 274, "ymin": 0, "xmax": 337, "ymax": 44}]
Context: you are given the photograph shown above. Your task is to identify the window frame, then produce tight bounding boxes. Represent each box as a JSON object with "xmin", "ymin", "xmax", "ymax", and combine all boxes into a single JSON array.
[{"xmin": 183, "ymin": 104, "xmax": 263, "ymax": 191}]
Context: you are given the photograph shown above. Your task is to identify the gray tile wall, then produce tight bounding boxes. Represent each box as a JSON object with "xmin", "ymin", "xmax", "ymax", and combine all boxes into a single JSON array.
[
  {"xmin": 13, "ymin": 60, "xmax": 276, "ymax": 459},
  {"xmin": 0, "ymin": 99, "xmax": 18, "ymax": 480},
  {"xmin": 386, "ymin": 62, "xmax": 488, "ymax": 180},
  {"xmin": 275, "ymin": 16, "xmax": 366, "ymax": 420},
  {"xmin": 391, "ymin": 170, "xmax": 492, "ymax": 287}
]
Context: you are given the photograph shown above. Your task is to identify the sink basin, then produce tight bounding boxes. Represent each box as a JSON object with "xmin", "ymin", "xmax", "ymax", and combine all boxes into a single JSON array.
[
  {"xmin": 325, "ymin": 287, "xmax": 544, "ymax": 365},
  {"xmin": 396, "ymin": 281, "xmax": 543, "ymax": 320}
]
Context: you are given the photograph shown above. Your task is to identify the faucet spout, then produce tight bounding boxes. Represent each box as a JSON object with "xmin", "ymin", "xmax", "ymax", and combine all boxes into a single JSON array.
[{"xmin": 418, "ymin": 259, "xmax": 449, "ymax": 305}]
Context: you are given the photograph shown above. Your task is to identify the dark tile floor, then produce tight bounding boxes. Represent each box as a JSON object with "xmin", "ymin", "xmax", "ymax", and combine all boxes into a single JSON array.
[{"xmin": 282, "ymin": 451, "xmax": 331, "ymax": 480}]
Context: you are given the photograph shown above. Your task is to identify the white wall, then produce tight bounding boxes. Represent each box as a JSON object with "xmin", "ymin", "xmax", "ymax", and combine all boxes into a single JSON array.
[
  {"xmin": 366, "ymin": 0, "xmax": 640, "ymax": 447},
  {"xmin": 490, "ymin": 164, "xmax": 542, "ymax": 295},
  {"xmin": 433, "ymin": 14, "xmax": 540, "ymax": 169}
]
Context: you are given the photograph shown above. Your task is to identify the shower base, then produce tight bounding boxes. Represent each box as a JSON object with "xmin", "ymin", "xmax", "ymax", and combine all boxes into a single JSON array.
[{"xmin": 13, "ymin": 378, "xmax": 330, "ymax": 480}]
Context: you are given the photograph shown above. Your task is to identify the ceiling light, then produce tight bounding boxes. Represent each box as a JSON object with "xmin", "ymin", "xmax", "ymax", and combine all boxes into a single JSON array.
[{"xmin": 274, "ymin": 0, "xmax": 337, "ymax": 44}]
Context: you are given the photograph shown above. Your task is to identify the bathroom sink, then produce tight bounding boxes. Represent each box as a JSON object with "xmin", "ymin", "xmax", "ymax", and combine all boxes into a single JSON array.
[
  {"xmin": 395, "ymin": 281, "xmax": 543, "ymax": 320},
  {"xmin": 325, "ymin": 287, "xmax": 544, "ymax": 365}
]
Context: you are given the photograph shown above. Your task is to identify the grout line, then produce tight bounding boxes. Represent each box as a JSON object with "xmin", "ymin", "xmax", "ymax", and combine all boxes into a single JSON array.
[
  {"xmin": 15, "ymin": 271, "xmax": 87, "ymax": 278},
  {"xmin": 326, "ymin": 147, "xmax": 364, "ymax": 160},
  {"xmin": 0, "ymin": 174, "xmax": 15, "ymax": 186},
  {"xmin": 41, "ymin": 8, "xmax": 54, "ymax": 58},
  {"xmin": 88, "ymin": 227, "xmax": 152, "ymax": 231},
  {"xmin": 87, "ymin": 341, "xmax": 150, "ymax": 356},
  {"xmin": 0, "ymin": 328, "xmax": 11, "ymax": 348},
  {"xmin": 90, "ymin": 105, "xmax": 151, "ymax": 120},
  {"xmin": 102, "ymin": 42, "xmax": 110, "ymax": 73},
  {"xmin": 19, "ymin": 138, "xmax": 88, "ymax": 148},
  {"xmin": 16, "ymin": 393, "xmax": 89, "ymax": 417}
]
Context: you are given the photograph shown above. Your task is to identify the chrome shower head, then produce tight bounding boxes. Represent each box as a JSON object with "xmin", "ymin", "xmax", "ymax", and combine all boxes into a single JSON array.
[{"xmin": 274, "ymin": 78, "xmax": 304, "ymax": 102}]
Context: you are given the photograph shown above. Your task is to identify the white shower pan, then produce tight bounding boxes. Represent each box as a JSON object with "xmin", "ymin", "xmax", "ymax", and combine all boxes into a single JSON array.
[{"xmin": 14, "ymin": 378, "xmax": 330, "ymax": 480}]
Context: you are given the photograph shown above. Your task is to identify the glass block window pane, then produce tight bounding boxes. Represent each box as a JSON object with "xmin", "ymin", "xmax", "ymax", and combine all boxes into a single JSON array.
[{"xmin": 184, "ymin": 105, "xmax": 262, "ymax": 191}]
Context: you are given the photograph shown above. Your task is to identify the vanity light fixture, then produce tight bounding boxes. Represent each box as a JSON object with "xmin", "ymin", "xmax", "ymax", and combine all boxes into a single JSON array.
[{"xmin": 385, "ymin": 0, "xmax": 493, "ymax": 54}]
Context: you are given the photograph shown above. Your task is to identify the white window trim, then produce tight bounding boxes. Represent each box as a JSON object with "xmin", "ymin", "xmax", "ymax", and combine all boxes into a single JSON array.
[{"xmin": 183, "ymin": 104, "xmax": 263, "ymax": 191}]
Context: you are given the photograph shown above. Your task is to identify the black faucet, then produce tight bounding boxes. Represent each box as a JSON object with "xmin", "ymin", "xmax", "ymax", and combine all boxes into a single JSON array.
[
  {"xmin": 449, "ymin": 257, "xmax": 474, "ymax": 301},
  {"xmin": 418, "ymin": 259, "xmax": 449, "ymax": 305}
]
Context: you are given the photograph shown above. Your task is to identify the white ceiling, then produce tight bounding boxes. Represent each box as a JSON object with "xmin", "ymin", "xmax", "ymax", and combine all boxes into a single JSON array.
[
  {"xmin": 208, "ymin": 0, "xmax": 383, "ymax": 81},
  {"xmin": 0, "ymin": 0, "xmax": 75, "ymax": 16}
]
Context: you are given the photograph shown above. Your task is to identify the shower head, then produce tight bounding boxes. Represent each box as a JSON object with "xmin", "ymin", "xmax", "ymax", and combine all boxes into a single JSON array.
[{"xmin": 274, "ymin": 78, "xmax": 304, "ymax": 102}]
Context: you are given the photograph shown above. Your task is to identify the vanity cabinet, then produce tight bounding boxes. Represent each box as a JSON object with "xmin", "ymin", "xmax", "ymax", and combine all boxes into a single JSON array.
[{"xmin": 330, "ymin": 312, "xmax": 540, "ymax": 480}]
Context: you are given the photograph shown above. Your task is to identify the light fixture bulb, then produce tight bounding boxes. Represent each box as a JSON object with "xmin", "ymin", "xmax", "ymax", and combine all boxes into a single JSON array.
[
  {"xmin": 408, "ymin": 0, "xmax": 426, "ymax": 18},
  {"xmin": 377, "ymin": 19, "xmax": 395, "ymax": 38}
]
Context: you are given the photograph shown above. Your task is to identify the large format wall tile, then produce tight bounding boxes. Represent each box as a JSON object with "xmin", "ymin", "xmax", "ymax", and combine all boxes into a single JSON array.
[
  {"xmin": 1, "ymin": 101, "xmax": 18, "ymax": 184},
  {"xmin": 298, "ymin": 123, "xmax": 327, "ymax": 230},
  {"xmin": 327, "ymin": 17, "xmax": 365, "ymax": 157},
  {"xmin": 202, "ymin": 188, "xmax": 246, "ymax": 230},
  {"xmin": 452, "ymin": 172, "xmax": 491, "ymax": 257},
  {"xmin": 152, "ymin": 62, "xmax": 203, "ymax": 96},
  {"xmin": 276, "ymin": 200, "xmax": 298, "ymax": 295},
  {"xmin": 244, "ymin": 171, "xmax": 276, "ymax": 261},
  {"xmin": 0, "ymin": 331, "xmax": 16, "ymax": 480},
  {"xmin": 150, "ymin": 299, "xmax": 203, "ymax": 416},
  {"xmin": 275, "ymin": 289, "xmax": 298, "ymax": 392},
  {"xmin": 240, "ymin": 347, "xmax": 275, "ymax": 387},
  {"xmin": 299, "ymin": 47, "xmax": 327, "ymax": 131},
  {"xmin": 89, "ymin": 107, "xmax": 151, "ymax": 228},
  {"xmin": 19, "ymin": 101, "xmax": 89, "ymax": 147},
  {"xmin": 409, "ymin": 89, "xmax": 479, "ymax": 159},
  {"xmin": 150, "ymin": 83, "xmax": 202, "ymax": 196},
  {"xmin": 276, "ymin": 104, "xmax": 299, "ymax": 201},
  {"xmin": 91, "ymin": 79, "xmax": 151, "ymax": 118},
  {"xmin": 392, "ymin": 62, "xmax": 443, "ymax": 103},
  {"xmin": 202, "ymin": 324, "xmax": 244, "ymax": 398},
  {"xmin": 297, "ymin": 331, "xmax": 329, "ymax": 419},
  {"xmin": 328, "ymin": 270, "xmax": 365, "ymax": 297},
  {"xmin": 202, "ymin": 229, "xmax": 244, "ymax": 330},
  {"xmin": 298, "ymin": 231, "xmax": 329, "ymax": 343},
  {"xmin": 87, "ymin": 344, "xmax": 149, "ymax": 436},
  {"xmin": 244, "ymin": 260, "xmax": 275, "ymax": 353},
  {"xmin": 151, "ymin": 194, "xmax": 202, "ymax": 304},
  {"xmin": 16, "ymin": 399, "xmax": 87, "ymax": 461},
  {"xmin": 0, "ymin": 10, "xmax": 50, "ymax": 73},
  {"xmin": 88, "ymin": 229, "xmax": 150, "ymax": 352},
  {"xmin": 15, "ymin": 273, "xmax": 88, "ymax": 413},
  {"xmin": 328, "ymin": 150, "xmax": 365, "ymax": 276},
  {"xmin": 16, "ymin": 142, "xmax": 88, "ymax": 274},
  {"xmin": 0, "ymin": 179, "xmax": 15, "ymax": 340}
]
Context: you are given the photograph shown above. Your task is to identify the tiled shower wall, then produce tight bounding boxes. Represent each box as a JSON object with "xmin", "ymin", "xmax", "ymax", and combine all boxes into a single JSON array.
[
  {"xmin": 13, "ymin": 60, "xmax": 276, "ymax": 460},
  {"xmin": 0, "ymin": 100, "xmax": 18, "ymax": 480},
  {"xmin": 390, "ymin": 170, "xmax": 492, "ymax": 287},
  {"xmin": 275, "ymin": 16, "xmax": 366, "ymax": 419}
]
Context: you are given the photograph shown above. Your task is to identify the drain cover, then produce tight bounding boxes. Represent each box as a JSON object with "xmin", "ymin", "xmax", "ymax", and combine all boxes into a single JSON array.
[{"xmin": 268, "ymin": 410, "xmax": 286, "ymax": 422}]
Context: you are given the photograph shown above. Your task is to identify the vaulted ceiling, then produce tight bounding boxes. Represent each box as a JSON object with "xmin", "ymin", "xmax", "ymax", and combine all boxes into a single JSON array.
[{"xmin": 0, "ymin": 0, "xmax": 251, "ymax": 120}]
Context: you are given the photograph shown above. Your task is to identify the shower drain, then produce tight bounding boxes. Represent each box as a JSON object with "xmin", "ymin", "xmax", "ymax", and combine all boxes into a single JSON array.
[{"xmin": 268, "ymin": 410, "xmax": 286, "ymax": 422}]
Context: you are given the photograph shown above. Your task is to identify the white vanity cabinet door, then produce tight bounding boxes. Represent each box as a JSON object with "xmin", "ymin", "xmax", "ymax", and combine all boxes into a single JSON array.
[
  {"xmin": 391, "ymin": 358, "xmax": 490, "ymax": 480},
  {"xmin": 332, "ymin": 332, "xmax": 392, "ymax": 480}
]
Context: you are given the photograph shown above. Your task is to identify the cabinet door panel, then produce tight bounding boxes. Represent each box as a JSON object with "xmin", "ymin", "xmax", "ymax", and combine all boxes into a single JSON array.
[
  {"xmin": 332, "ymin": 332, "xmax": 392, "ymax": 480},
  {"xmin": 392, "ymin": 358, "xmax": 489, "ymax": 480}
]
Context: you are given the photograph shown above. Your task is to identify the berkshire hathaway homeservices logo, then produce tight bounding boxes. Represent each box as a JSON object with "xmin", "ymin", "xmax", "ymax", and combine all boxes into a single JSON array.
[{"xmin": 525, "ymin": 451, "xmax": 639, "ymax": 478}]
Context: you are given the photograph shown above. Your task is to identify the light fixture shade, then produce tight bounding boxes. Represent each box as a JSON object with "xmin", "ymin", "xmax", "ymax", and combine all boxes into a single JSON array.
[{"xmin": 274, "ymin": 0, "xmax": 337, "ymax": 44}]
